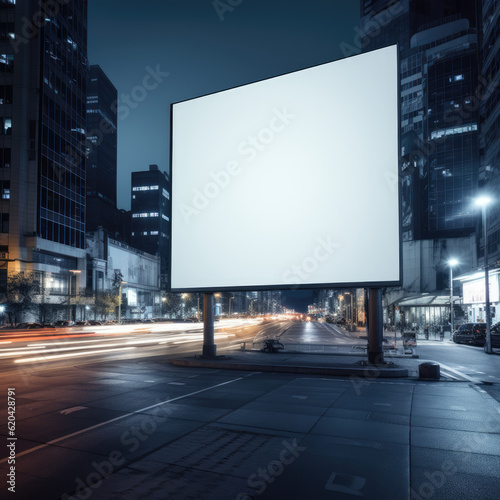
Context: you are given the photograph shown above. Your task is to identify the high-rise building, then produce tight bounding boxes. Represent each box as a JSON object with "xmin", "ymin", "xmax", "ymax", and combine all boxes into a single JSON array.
[
  {"xmin": 86, "ymin": 64, "xmax": 124, "ymax": 237},
  {"xmin": 480, "ymin": 0, "xmax": 500, "ymax": 265},
  {"xmin": 359, "ymin": 0, "xmax": 482, "ymax": 326},
  {"xmin": 0, "ymin": 0, "xmax": 88, "ymax": 320},
  {"xmin": 131, "ymin": 165, "xmax": 170, "ymax": 289}
]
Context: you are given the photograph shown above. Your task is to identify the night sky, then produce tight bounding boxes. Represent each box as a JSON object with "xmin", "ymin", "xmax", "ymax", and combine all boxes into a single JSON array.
[{"xmin": 87, "ymin": 0, "xmax": 360, "ymax": 310}]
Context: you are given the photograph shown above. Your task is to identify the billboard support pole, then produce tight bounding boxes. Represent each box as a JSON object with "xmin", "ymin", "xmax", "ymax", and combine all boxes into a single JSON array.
[
  {"xmin": 202, "ymin": 292, "xmax": 217, "ymax": 357},
  {"xmin": 368, "ymin": 288, "xmax": 384, "ymax": 365}
]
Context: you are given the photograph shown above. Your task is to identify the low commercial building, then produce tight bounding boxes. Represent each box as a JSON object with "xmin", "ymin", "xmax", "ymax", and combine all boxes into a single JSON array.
[{"xmin": 86, "ymin": 228, "xmax": 161, "ymax": 320}]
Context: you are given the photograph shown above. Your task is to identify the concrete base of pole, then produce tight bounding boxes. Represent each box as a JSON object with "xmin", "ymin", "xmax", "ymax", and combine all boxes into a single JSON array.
[{"xmin": 202, "ymin": 344, "xmax": 217, "ymax": 357}]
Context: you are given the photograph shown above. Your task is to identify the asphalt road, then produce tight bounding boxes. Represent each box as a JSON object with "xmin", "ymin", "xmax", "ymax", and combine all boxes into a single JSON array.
[
  {"xmin": 1, "ymin": 319, "xmax": 499, "ymax": 499},
  {"xmin": 416, "ymin": 341, "xmax": 500, "ymax": 383}
]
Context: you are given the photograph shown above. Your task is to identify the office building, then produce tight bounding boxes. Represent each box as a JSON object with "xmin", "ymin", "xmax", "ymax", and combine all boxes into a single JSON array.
[
  {"xmin": 359, "ymin": 0, "xmax": 483, "ymax": 328},
  {"xmin": 0, "ymin": 0, "xmax": 88, "ymax": 321},
  {"xmin": 131, "ymin": 164, "xmax": 170, "ymax": 289},
  {"xmin": 480, "ymin": 0, "xmax": 500, "ymax": 265},
  {"xmin": 86, "ymin": 64, "xmax": 127, "ymax": 239}
]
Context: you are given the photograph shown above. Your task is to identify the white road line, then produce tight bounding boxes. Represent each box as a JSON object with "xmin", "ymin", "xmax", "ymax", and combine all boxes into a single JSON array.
[
  {"xmin": 0, "ymin": 376, "xmax": 244, "ymax": 463},
  {"xmin": 436, "ymin": 362, "xmax": 483, "ymax": 384},
  {"xmin": 439, "ymin": 370, "xmax": 461, "ymax": 381}
]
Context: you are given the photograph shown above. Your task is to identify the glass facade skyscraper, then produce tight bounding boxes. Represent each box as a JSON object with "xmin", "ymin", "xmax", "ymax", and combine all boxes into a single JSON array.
[
  {"xmin": 38, "ymin": 0, "xmax": 88, "ymax": 248},
  {"xmin": 480, "ymin": 0, "xmax": 500, "ymax": 265},
  {"xmin": 361, "ymin": 0, "xmax": 481, "ymax": 242},
  {"xmin": 0, "ymin": 0, "xmax": 88, "ymax": 316}
]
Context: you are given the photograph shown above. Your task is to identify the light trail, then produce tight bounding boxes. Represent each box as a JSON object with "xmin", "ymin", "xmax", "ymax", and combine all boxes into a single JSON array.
[{"xmin": 14, "ymin": 347, "xmax": 137, "ymax": 363}]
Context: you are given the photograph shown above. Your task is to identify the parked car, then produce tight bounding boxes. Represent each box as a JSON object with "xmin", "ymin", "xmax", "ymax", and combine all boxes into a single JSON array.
[
  {"xmin": 15, "ymin": 322, "xmax": 44, "ymax": 329},
  {"xmin": 490, "ymin": 323, "xmax": 500, "ymax": 348},
  {"xmin": 53, "ymin": 320, "xmax": 72, "ymax": 327},
  {"xmin": 453, "ymin": 323, "xmax": 487, "ymax": 346}
]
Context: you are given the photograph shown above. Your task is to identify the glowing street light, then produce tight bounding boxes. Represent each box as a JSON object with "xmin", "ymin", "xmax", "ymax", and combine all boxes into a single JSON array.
[
  {"xmin": 475, "ymin": 195, "xmax": 493, "ymax": 353},
  {"xmin": 448, "ymin": 259, "xmax": 458, "ymax": 334}
]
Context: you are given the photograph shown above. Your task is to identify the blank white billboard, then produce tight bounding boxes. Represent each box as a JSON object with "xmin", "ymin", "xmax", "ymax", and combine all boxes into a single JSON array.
[{"xmin": 171, "ymin": 45, "xmax": 400, "ymax": 291}]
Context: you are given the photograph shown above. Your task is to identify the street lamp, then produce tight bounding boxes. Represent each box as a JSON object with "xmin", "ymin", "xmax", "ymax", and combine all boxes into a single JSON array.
[
  {"xmin": 67, "ymin": 270, "xmax": 81, "ymax": 322},
  {"xmin": 448, "ymin": 259, "xmax": 458, "ymax": 335},
  {"xmin": 214, "ymin": 293, "xmax": 221, "ymax": 316},
  {"xmin": 181, "ymin": 293, "xmax": 189, "ymax": 319},
  {"xmin": 229, "ymin": 296, "xmax": 234, "ymax": 316},
  {"xmin": 118, "ymin": 281, "xmax": 127, "ymax": 324},
  {"xmin": 475, "ymin": 196, "xmax": 493, "ymax": 353}
]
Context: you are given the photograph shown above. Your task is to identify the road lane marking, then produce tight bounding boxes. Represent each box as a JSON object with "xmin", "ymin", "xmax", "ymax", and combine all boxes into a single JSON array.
[
  {"xmin": 60, "ymin": 406, "xmax": 88, "ymax": 416},
  {"xmin": 0, "ymin": 376, "xmax": 244, "ymax": 463},
  {"xmin": 435, "ymin": 362, "xmax": 483, "ymax": 384}
]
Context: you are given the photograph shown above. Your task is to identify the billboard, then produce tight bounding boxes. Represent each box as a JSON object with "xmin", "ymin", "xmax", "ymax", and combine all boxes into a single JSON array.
[{"xmin": 170, "ymin": 45, "xmax": 400, "ymax": 292}]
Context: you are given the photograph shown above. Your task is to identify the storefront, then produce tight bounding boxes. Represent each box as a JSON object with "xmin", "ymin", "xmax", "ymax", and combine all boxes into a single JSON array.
[
  {"xmin": 456, "ymin": 268, "xmax": 500, "ymax": 327},
  {"xmin": 388, "ymin": 294, "xmax": 463, "ymax": 338}
]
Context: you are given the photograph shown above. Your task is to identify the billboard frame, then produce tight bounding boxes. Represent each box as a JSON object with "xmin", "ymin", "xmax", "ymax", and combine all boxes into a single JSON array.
[{"xmin": 168, "ymin": 44, "xmax": 402, "ymax": 293}]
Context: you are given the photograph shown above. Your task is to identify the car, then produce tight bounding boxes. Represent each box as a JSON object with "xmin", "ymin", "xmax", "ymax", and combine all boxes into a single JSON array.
[
  {"xmin": 15, "ymin": 322, "xmax": 44, "ymax": 329},
  {"xmin": 453, "ymin": 323, "xmax": 487, "ymax": 346},
  {"xmin": 490, "ymin": 323, "xmax": 500, "ymax": 348},
  {"xmin": 53, "ymin": 320, "xmax": 73, "ymax": 327}
]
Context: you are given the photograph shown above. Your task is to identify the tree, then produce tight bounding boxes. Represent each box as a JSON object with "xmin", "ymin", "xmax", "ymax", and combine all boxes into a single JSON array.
[
  {"xmin": 161, "ymin": 293, "xmax": 183, "ymax": 318},
  {"xmin": 95, "ymin": 290, "xmax": 119, "ymax": 320}
]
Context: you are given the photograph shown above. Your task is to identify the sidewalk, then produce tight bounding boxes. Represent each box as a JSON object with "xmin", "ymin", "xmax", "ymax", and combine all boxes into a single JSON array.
[
  {"xmin": 172, "ymin": 349, "xmax": 417, "ymax": 378},
  {"xmin": 3, "ymin": 349, "xmax": 500, "ymax": 500}
]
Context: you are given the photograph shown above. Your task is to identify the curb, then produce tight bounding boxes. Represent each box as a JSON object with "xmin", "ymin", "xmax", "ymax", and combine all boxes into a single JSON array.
[{"xmin": 171, "ymin": 358, "xmax": 409, "ymax": 378}]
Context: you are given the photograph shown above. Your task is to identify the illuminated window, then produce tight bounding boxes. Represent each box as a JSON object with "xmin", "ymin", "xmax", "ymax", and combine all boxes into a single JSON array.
[
  {"xmin": 2, "ymin": 117, "xmax": 11, "ymax": 134},
  {"xmin": 431, "ymin": 123, "xmax": 477, "ymax": 139},
  {"xmin": 151, "ymin": 230, "xmax": 159, "ymax": 236},
  {"xmin": 1, "ymin": 180, "xmax": 9, "ymax": 199},
  {"xmin": 133, "ymin": 185, "xmax": 160, "ymax": 192}
]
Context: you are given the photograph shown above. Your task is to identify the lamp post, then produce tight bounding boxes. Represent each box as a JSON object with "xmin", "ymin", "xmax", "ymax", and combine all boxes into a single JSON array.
[
  {"xmin": 214, "ymin": 293, "xmax": 221, "ymax": 316},
  {"xmin": 229, "ymin": 296, "xmax": 234, "ymax": 316},
  {"xmin": 67, "ymin": 270, "xmax": 81, "ymax": 322},
  {"xmin": 475, "ymin": 196, "xmax": 493, "ymax": 354},
  {"xmin": 118, "ymin": 281, "xmax": 127, "ymax": 324},
  {"xmin": 338, "ymin": 295, "xmax": 344, "ymax": 320},
  {"xmin": 448, "ymin": 259, "xmax": 458, "ymax": 336}
]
